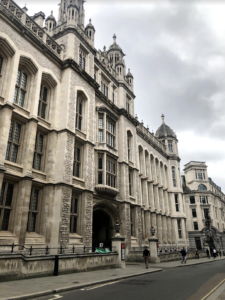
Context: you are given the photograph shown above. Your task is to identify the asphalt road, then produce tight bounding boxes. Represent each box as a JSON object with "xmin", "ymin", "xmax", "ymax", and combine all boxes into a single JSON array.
[{"xmin": 38, "ymin": 260, "xmax": 225, "ymax": 300}]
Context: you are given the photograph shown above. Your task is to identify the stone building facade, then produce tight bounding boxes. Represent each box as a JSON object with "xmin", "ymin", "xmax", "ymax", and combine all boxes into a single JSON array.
[
  {"xmin": 182, "ymin": 161, "xmax": 225, "ymax": 250},
  {"xmin": 0, "ymin": 0, "xmax": 189, "ymax": 255}
]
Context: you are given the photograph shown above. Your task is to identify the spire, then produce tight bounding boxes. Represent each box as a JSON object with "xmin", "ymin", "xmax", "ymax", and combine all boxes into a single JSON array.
[
  {"xmin": 89, "ymin": 18, "xmax": 91, "ymax": 23},
  {"xmin": 113, "ymin": 34, "xmax": 116, "ymax": 44},
  {"xmin": 161, "ymin": 114, "xmax": 165, "ymax": 124}
]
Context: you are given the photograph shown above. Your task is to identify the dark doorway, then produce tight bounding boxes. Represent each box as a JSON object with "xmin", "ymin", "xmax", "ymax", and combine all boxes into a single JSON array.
[
  {"xmin": 92, "ymin": 210, "xmax": 112, "ymax": 252},
  {"xmin": 195, "ymin": 237, "xmax": 202, "ymax": 249}
]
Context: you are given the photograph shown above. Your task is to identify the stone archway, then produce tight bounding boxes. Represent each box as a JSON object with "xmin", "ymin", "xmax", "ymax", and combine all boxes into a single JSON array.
[{"xmin": 92, "ymin": 201, "xmax": 120, "ymax": 251}]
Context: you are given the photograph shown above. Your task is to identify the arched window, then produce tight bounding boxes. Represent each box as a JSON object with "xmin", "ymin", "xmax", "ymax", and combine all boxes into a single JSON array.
[
  {"xmin": 198, "ymin": 184, "xmax": 207, "ymax": 191},
  {"xmin": 76, "ymin": 96, "xmax": 83, "ymax": 130},
  {"xmin": 172, "ymin": 166, "xmax": 176, "ymax": 187},
  {"xmin": 38, "ymin": 85, "xmax": 48, "ymax": 119},
  {"xmin": 127, "ymin": 131, "xmax": 132, "ymax": 161},
  {"xmin": 14, "ymin": 69, "xmax": 28, "ymax": 107}
]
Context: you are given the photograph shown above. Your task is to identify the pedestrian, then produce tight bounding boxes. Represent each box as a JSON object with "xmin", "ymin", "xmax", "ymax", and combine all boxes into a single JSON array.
[
  {"xmin": 219, "ymin": 249, "xmax": 222, "ymax": 258},
  {"xmin": 180, "ymin": 247, "xmax": 186, "ymax": 264},
  {"xmin": 206, "ymin": 248, "xmax": 210, "ymax": 259},
  {"xmin": 143, "ymin": 246, "xmax": 150, "ymax": 269},
  {"xmin": 195, "ymin": 248, "xmax": 199, "ymax": 259},
  {"xmin": 213, "ymin": 248, "xmax": 217, "ymax": 259}
]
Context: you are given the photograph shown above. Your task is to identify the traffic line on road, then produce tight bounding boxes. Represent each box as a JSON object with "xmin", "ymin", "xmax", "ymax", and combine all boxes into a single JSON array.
[
  {"xmin": 201, "ymin": 278, "xmax": 225, "ymax": 300},
  {"xmin": 81, "ymin": 280, "xmax": 122, "ymax": 291},
  {"xmin": 49, "ymin": 295, "xmax": 63, "ymax": 300}
]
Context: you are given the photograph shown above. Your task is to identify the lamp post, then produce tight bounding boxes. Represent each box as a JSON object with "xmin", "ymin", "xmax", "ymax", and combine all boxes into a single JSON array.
[
  {"xmin": 115, "ymin": 220, "xmax": 120, "ymax": 234},
  {"xmin": 151, "ymin": 227, "xmax": 155, "ymax": 236}
]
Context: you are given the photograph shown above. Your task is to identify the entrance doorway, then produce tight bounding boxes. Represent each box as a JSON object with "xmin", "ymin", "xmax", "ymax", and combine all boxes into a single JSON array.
[{"xmin": 92, "ymin": 210, "xmax": 112, "ymax": 252}]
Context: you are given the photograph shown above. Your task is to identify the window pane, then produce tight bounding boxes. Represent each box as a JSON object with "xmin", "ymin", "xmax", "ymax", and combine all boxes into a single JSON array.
[
  {"xmin": 98, "ymin": 157, "xmax": 103, "ymax": 169},
  {"xmin": 21, "ymin": 72, "xmax": 27, "ymax": 89},
  {"xmin": 0, "ymin": 55, "xmax": 3, "ymax": 73},
  {"xmin": 99, "ymin": 130, "xmax": 103, "ymax": 142},
  {"xmin": 99, "ymin": 116, "xmax": 103, "ymax": 128},
  {"xmin": 5, "ymin": 142, "xmax": 11, "ymax": 161},
  {"xmin": 78, "ymin": 117, "xmax": 82, "ymax": 130},
  {"xmin": 10, "ymin": 144, "xmax": 18, "ymax": 163},
  {"xmin": 79, "ymin": 102, "xmax": 82, "ymax": 115},
  {"xmin": 5, "ymin": 184, "xmax": 14, "ymax": 206},
  {"xmin": 16, "ymin": 69, "xmax": 21, "ymax": 85},
  {"xmin": 98, "ymin": 172, "xmax": 103, "ymax": 184},
  {"xmin": 74, "ymin": 198, "xmax": 78, "ymax": 214},
  {"xmin": 0, "ymin": 182, "xmax": 6, "ymax": 206},
  {"xmin": 13, "ymin": 87, "xmax": 19, "ymax": 103},
  {"xmin": 77, "ymin": 148, "xmax": 80, "ymax": 161},
  {"xmin": 41, "ymin": 103, "xmax": 46, "ymax": 119},
  {"xmin": 73, "ymin": 217, "xmax": 77, "ymax": 233},
  {"xmin": 76, "ymin": 163, "xmax": 80, "ymax": 177},
  {"xmin": 32, "ymin": 189, "xmax": 39, "ymax": 210},
  {"xmin": 13, "ymin": 123, "xmax": 21, "ymax": 143},
  {"xmin": 43, "ymin": 87, "xmax": 48, "ymax": 102},
  {"xmin": 35, "ymin": 154, "xmax": 42, "ymax": 170},
  {"xmin": 37, "ymin": 134, "xmax": 43, "ymax": 153},
  {"xmin": 18, "ymin": 90, "xmax": 25, "ymax": 107},
  {"xmin": 30, "ymin": 213, "xmax": 36, "ymax": 232},
  {"xmin": 1, "ymin": 209, "xmax": 10, "ymax": 230},
  {"xmin": 70, "ymin": 216, "xmax": 73, "ymax": 233}
]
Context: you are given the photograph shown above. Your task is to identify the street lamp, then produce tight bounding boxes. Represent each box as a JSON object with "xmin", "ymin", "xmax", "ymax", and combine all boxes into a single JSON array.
[
  {"xmin": 151, "ymin": 227, "xmax": 155, "ymax": 236},
  {"xmin": 115, "ymin": 220, "xmax": 120, "ymax": 233}
]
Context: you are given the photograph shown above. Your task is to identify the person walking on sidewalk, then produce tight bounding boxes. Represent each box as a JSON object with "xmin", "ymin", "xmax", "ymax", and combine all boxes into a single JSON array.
[
  {"xmin": 206, "ymin": 248, "xmax": 210, "ymax": 259},
  {"xmin": 195, "ymin": 248, "xmax": 200, "ymax": 259},
  {"xmin": 143, "ymin": 246, "xmax": 150, "ymax": 269},
  {"xmin": 213, "ymin": 248, "xmax": 217, "ymax": 259},
  {"xmin": 180, "ymin": 247, "xmax": 186, "ymax": 264}
]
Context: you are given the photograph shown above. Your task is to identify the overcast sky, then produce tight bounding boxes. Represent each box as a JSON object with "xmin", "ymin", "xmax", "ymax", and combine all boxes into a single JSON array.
[{"xmin": 17, "ymin": 0, "xmax": 225, "ymax": 190}]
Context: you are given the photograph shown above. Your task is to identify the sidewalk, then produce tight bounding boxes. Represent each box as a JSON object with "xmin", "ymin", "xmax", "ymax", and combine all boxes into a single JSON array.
[{"xmin": 1, "ymin": 256, "xmax": 225, "ymax": 300}]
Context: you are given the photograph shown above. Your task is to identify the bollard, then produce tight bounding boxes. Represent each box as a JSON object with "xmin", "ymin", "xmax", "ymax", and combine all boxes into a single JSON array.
[{"xmin": 54, "ymin": 255, "xmax": 59, "ymax": 276}]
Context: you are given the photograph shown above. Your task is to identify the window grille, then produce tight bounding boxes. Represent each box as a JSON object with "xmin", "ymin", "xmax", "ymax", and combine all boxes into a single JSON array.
[
  {"xmin": 168, "ymin": 140, "xmax": 173, "ymax": 152},
  {"xmin": 192, "ymin": 209, "xmax": 197, "ymax": 218},
  {"xmin": 5, "ymin": 120, "xmax": 21, "ymax": 163},
  {"xmin": 106, "ymin": 118, "xmax": 115, "ymax": 148},
  {"xmin": 106, "ymin": 156, "xmax": 116, "ymax": 188},
  {"xmin": 193, "ymin": 222, "xmax": 199, "ymax": 230},
  {"xmin": 75, "ymin": 96, "xmax": 83, "ymax": 131},
  {"xmin": 73, "ymin": 143, "xmax": 81, "ymax": 178},
  {"xmin": 98, "ymin": 154, "xmax": 103, "ymax": 184}
]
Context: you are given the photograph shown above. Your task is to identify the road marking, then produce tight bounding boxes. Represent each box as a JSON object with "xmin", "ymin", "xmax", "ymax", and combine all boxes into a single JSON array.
[
  {"xmin": 49, "ymin": 295, "xmax": 63, "ymax": 300},
  {"xmin": 201, "ymin": 278, "xmax": 225, "ymax": 300},
  {"xmin": 81, "ymin": 280, "xmax": 121, "ymax": 291}
]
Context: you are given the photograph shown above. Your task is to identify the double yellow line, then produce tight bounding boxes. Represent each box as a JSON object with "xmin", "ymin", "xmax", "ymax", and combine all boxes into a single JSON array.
[{"xmin": 201, "ymin": 278, "xmax": 225, "ymax": 300}]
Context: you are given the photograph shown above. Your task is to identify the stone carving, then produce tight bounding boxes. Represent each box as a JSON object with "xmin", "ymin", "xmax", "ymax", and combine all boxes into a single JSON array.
[
  {"xmin": 84, "ymin": 193, "xmax": 93, "ymax": 247},
  {"xmin": 63, "ymin": 133, "xmax": 74, "ymax": 184},
  {"xmin": 59, "ymin": 186, "xmax": 71, "ymax": 246},
  {"xmin": 0, "ymin": 20, "xmax": 61, "ymax": 81}
]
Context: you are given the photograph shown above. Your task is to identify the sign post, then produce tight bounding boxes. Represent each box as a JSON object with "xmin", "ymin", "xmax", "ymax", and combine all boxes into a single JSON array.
[{"xmin": 121, "ymin": 243, "xmax": 125, "ymax": 260}]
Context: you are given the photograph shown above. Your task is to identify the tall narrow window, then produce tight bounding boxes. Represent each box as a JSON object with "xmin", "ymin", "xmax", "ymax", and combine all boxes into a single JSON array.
[
  {"xmin": 192, "ymin": 209, "xmax": 197, "ymax": 218},
  {"xmin": 70, "ymin": 193, "xmax": 78, "ymax": 233},
  {"xmin": 106, "ymin": 156, "xmax": 116, "ymax": 188},
  {"xmin": 112, "ymin": 91, "xmax": 115, "ymax": 103},
  {"xmin": 190, "ymin": 196, "xmax": 195, "ymax": 204},
  {"xmin": 106, "ymin": 117, "xmax": 115, "ymax": 148},
  {"xmin": 33, "ymin": 132, "xmax": 44, "ymax": 171},
  {"xmin": 193, "ymin": 222, "xmax": 199, "ymax": 230},
  {"xmin": 0, "ymin": 182, "xmax": 14, "ymax": 231},
  {"xmin": 204, "ymin": 209, "xmax": 209, "ymax": 219},
  {"xmin": 168, "ymin": 140, "xmax": 173, "ymax": 152},
  {"xmin": 73, "ymin": 143, "xmax": 81, "ymax": 178},
  {"xmin": 127, "ymin": 132, "xmax": 132, "ymax": 160},
  {"xmin": 200, "ymin": 196, "xmax": 208, "ymax": 204},
  {"xmin": 130, "ymin": 208, "xmax": 134, "ymax": 236},
  {"xmin": 215, "ymin": 208, "xmax": 218, "ymax": 219},
  {"xmin": 126, "ymin": 101, "xmax": 130, "ymax": 114},
  {"xmin": 101, "ymin": 78, "xmax": 109, "ymax": 97},
  {"xmin": 175, "ymin": 194, "xmax": 179, "ymax": 212},
  {"xmin": 27, "ymin": 188, "xmax": 39, "ymax": 232},
  {"xmin": 38, "ymin": 85, "xmax": 48, "ymax": 119},
  {"xmin": 177, "ymin": 220, "xmax": 182, "ymax": 238},
  {"xmin": 75, "ymin": 96, "xmax": 83, "ymax": 131},
  {"xmin": 5, "ymin": 120, "xmax": 21, "ymax": 163},
  {"xmin": 129, "ymin": 170, "xmax": 132, "ymax": 196},
  {"xmin": 172, "ymin": 167, "xmax": 176, "ymax": 187},
  {"xmin": 79, "ymin": 48, "xmax": 86, "ymax": 71},
  {"xmin": 0, "ymin": 55, "xmax": 3, "ymax": 74},
  {"xmin": 98, "ymin": 154, "xmax": 103, "ymax": 184},
  {"xmin": 98, "ymin": 114, "xmax": 104, "ymax": 142},
  {"xmin": 13, "ymin": 69, "xmax": 28, "ymax": 107}
]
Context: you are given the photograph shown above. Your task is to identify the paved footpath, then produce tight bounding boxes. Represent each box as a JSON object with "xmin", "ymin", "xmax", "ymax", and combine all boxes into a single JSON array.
[{"xmin": 1, "ymin": 256, "xmax": 225, "ymax": 300}]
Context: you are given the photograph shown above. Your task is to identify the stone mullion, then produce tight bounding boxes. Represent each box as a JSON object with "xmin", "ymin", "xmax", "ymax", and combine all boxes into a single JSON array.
[
  {"xmin": 167, "ymin": 217, "xmax": 172, "ymax": 244},
  {"xmin": 149, "ymin": 182, "xmax": 155, "ymax": 210},
  {"xmin": 141, "ymin": 209, "xmax": 145, "ymax": 241},
  {"xmin": 145, "ymin": 211, "xmax": 151, "ymax": 240},
  {"xmin": 157, "ymin": 214, "xmax": 162, "ymax": 244}
]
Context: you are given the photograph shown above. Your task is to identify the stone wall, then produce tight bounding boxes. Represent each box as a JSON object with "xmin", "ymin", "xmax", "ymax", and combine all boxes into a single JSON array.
[{"xmin": 0, "ymin": 253, "xmax": 119, "ymax": 282}]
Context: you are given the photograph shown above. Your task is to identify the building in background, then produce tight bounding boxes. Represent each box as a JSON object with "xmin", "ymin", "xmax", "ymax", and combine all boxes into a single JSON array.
[
  {"xmin": 182, "ymin": 161, "xmax": 225, "ymax": 250},
  {"xmin": 0, "ymin": 0, "xmax": 188, "ymax": 256}
]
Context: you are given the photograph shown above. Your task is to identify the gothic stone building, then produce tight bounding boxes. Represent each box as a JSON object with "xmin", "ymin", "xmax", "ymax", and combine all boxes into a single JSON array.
[
  {"xmin": 182, "ymin": 161, "xmax": 225, "ymax": 250},
  {"xmin": 0, "ymin": 0, "xmax": 189, "ymax": 255}
]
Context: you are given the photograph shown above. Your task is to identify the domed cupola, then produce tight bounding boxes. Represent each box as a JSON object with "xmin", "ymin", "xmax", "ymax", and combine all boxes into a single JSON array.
[
  {"xmin": 155, "ymin": 114, "xmax": 178, "ymax": 155},
  {"xmin": 85, "ymin": 19, "xmax": 95, "ymax": 47},
  {"xmin": 126, "ymin": 68, "xmax": 134, "ymax": 91},
  {"xmin": 45, "ymin": 11, "xmax": 56, "ymax": 31},
  {"xmin": 108, "ymin": 34, "xmax": 125, "ymax": 76}
]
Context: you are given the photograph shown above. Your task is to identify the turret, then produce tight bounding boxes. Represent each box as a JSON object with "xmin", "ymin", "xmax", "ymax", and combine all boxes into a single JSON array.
[
  {"xmin": 85, "ymin": 19, "xmax": 95, "ymax": 47},
  {"xmin": 58, "ymin": 0, "xmax": 85, "ymax": 28},
  {"xmin": 67, "ymin": 3, "xmax": 78, "ymax": 26},
  {"xmin": 126, "ymin": 68, "xmax": 134, "ymax": 92},
  {"xmin": 45, "ymin": 11, "xmax": 56, "ymax": 31},
  {"xmin": 33, "ymin": 12, "xmax": 45, "ymax": 28}
]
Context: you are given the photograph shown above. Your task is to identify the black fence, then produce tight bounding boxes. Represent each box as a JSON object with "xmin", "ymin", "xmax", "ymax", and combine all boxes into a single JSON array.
[{"xmin": 130, "ymin": 246, "xmax": 207, "ymax": 255}]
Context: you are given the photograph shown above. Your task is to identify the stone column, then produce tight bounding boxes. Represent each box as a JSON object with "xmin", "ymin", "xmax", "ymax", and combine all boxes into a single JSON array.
[
  {"xmin": 158, "ymin": 187, "xmax": 164, "ymax": 213},
  {"xmin": 112, "ymin": 234, "xmax": 126, "ymax": 268},
  {"xmin": 151, "ymin": 212, "xmax": 157, "ymax": 238},
  {"xmin": 14, "ymin": 177, "xmax": 33, "ymax": 246},
  {"xmin": 171, "ymin": 218, "xmax": 177, "ymax": 245},
  {"xmin": 0, "ymin": 104, "xmax": 13, "ymax": 165},
  {"xmin": 153, "ymin": 185, "xmax": 159, "ymax": 211},
  {"xmin": 157, "ymin": 214, "xmax": 163, "ymax": 244},
  {"xmin": 167, "ymin": 217, "xmax": 172, "ymax": 244},
  {"xmin": 149, "ymin": 237, "xmax": 160, "ymax": 263},
  {"xmin": 162, "ymin": 215, "xmax": 168, "ymax": 244},
  {"xmin": 80, "ymin": 192, "xmax": 93, "ymax": 248},
  {"xmin": 145, "ymin": 211, "xmax": 151, "ymax": 240},
  {"xmin": 164, "ymin": 191, "xmax": 168, "ymax": 215},
  {"xmin": 141, "ymin": 209, "xmax": 145, "ymax": 241},
  {"xmin": 142, "ymin": 179, "xmax": 148, "ymax": 207}
]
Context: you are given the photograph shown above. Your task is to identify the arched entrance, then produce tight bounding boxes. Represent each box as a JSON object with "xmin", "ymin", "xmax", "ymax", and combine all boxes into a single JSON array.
[{"xmin": 92, "ymin": 201, "xmax": 121, "ymax": 252}]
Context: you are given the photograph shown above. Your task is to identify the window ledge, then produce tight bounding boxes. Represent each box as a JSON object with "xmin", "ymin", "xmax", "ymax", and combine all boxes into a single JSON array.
[
  {"xmin": 129, "ymin": 196, "xmax": 136, "ymax": 202},
  {"xmin": 13, "ymin": 103, "xmax": 30, "ymax": 116},
  {"xmin": 37, "ymin": 116, "xmax": 51, "ymax": 128},
  {"xmin": 106, "ymin": 145, "xmax": 118, "ymax": 152},
  {"xmin": 4, "ymin": 160, "xmax": 23, "ymax": 173},
  {"xmin": 95, "ymin": 184, "xmax": 119, "ymax": 197}
]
